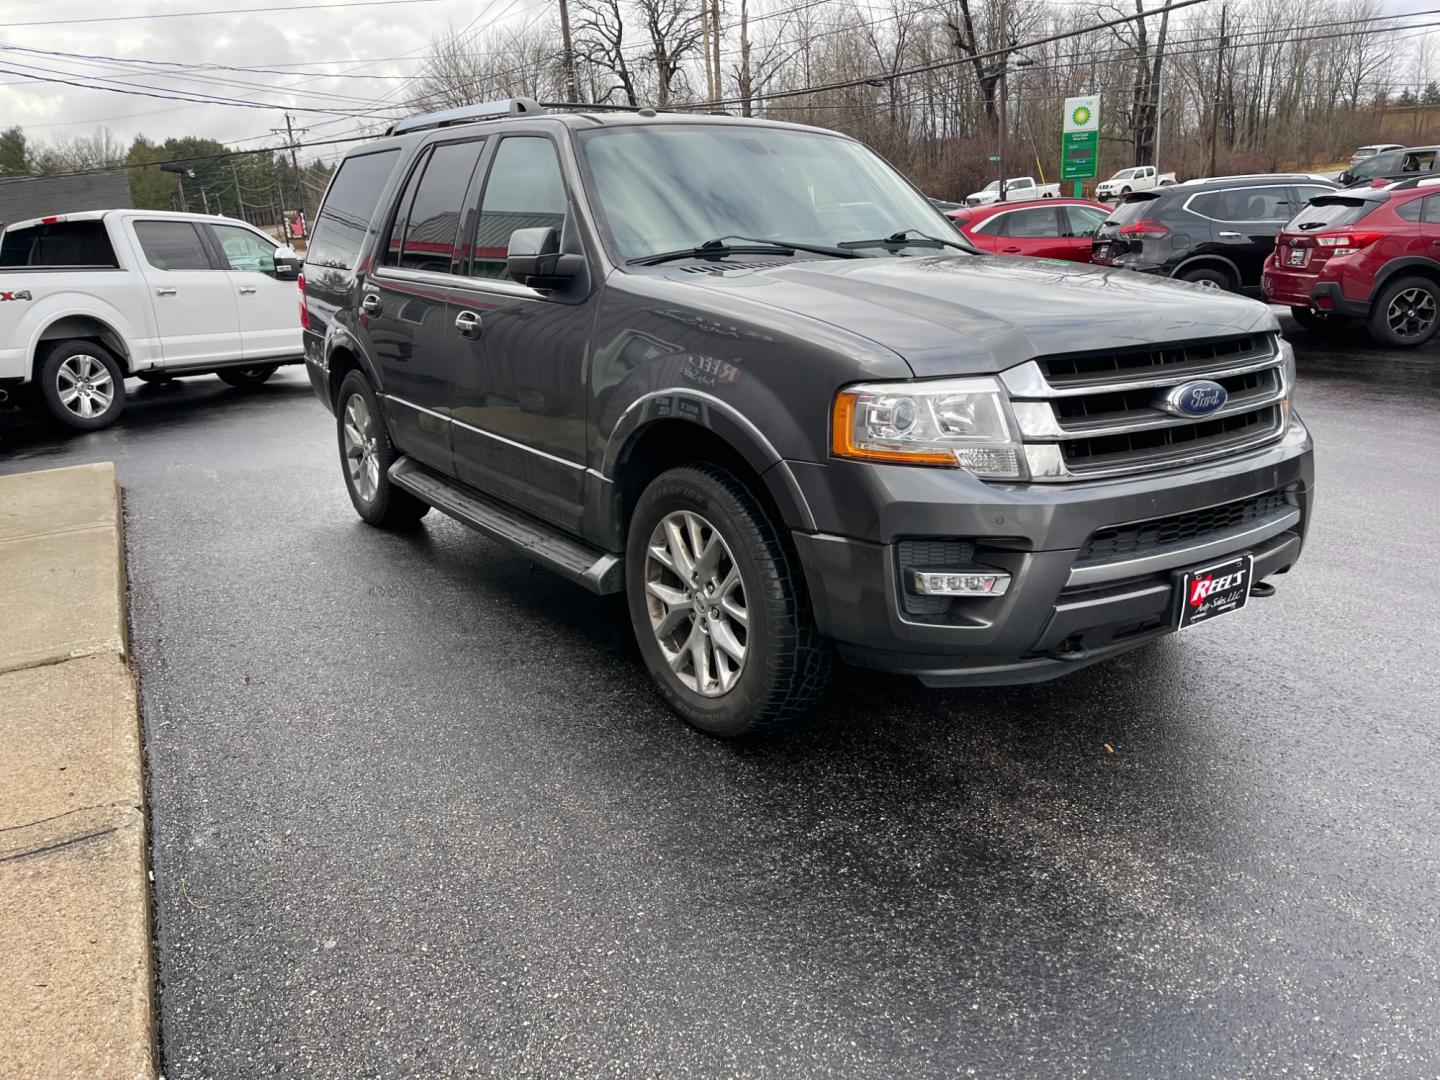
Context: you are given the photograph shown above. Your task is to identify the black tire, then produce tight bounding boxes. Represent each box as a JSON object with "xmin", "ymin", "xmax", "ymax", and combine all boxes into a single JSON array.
[
  {"xmin": 1178, "ymin": 266, "xmax": 1233, "ymax": 292},
  {"xmin": 36, "ymin": 339, "xmax": 126, "ymax": 431},
  {"xmin": 137, "ymin": 371, "xmax": 176, "ymax": 385},
  {"xmin": 1289, "ymin": 306, "xmax": 1344, "ymax": 331},
  {"xmin": 1121, "ymin": 186, "xmax": 1132, "ymax": 195},
  {"xmin": 625, "ymin": 464, "xmax": 832, "ymax": 738},
  {"xmin": 335, "ymin": 370, "xmax": 429, "ymax": 529},
  {"xmin": 217, "ymin": 364, "xmax": 279, "ymax": 388},
  {"xmin": 1366, "ymin": 275, "xmax": 1440, "ymax": 347}
]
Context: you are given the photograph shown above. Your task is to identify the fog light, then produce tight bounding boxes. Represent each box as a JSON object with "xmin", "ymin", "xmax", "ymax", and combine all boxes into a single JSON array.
[{"xmin": 912, "ymin": 570, "xmax": 1011, "ymax": 597}]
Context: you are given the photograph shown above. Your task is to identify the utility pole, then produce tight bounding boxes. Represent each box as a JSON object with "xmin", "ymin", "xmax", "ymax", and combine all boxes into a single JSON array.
[
  {"xmin": 1208, "ymin": 4, "xmax": 1226, "ymax": 177},
  {"xmin": 998, "ymin": 61, "xmax": 1008, "ymax": 201},
  {"xmin": 701, "ymin": 3, "xmax": 714, "ymax": 102},
  {"xmin": 738, "ymin": 0, "xmax": 752, "ymax": 117},
  {"xmin": 709, "ymin": 0, "xmax": 722, "ymax": 105},
  {"xmin": 200, "ymin": 188, "xmax": 211, "ymax": 215},
  {"xmin": 557, "ymin": 0, "xmax": 579, "ymax": 103},
  {"xmin": 272, "ymin": 113, "xmax": 311, "ymax": 239},
  {"xmin": 230, "ymin": 159, "xmax": 246, "ymax": 220}
]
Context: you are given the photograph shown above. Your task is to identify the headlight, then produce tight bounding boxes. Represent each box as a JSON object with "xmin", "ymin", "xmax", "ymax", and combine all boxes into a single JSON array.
[{"xmin": 831, "ymin": 377, "xmax": 1026, "ymax": 478}]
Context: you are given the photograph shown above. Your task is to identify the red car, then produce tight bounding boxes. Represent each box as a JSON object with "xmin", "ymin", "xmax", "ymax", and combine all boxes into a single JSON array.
[
  {"xmin": 1263, "ymin": 177, "xmax": 1440, "ymax": 346},
  {"xmin": 945, "ymin": 198, "xmax": 1112, "ymax": 262}
]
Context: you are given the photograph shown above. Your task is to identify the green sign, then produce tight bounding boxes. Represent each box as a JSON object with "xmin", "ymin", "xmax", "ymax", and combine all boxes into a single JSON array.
[
  {"xmin": 987, "ymin": 154, "xmax": 1001, "ymax": 162},
  {"xmin": 1061, "ymin": 130, "xmax": 1098, "ymax": 181}
]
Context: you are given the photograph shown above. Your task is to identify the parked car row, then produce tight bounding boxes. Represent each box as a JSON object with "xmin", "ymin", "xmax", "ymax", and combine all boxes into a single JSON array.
[{"xmin": 942, "ymin": 163, "xmax": 1440, "ymax": 348}]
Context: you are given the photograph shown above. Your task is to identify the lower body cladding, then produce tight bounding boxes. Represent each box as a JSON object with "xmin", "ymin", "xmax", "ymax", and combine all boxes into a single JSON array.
[{"xmin": 786, "ymin": 416, "xmax": 1313, "ymax": 687}]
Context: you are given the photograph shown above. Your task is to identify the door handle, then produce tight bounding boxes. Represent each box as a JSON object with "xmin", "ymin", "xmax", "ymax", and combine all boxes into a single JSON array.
[
  {"xmin": 238, "ymin": 286, "xmax": 257, "ymax": 295},
  {"xmin": 155, "ymin": 287, "xmax": 177, "ymax": 296},
  {"xmin": 454, "ymin": 310, "xmax": 482, "ymax": 339},
  {"xmin": 1001, "ymin": 246, "xmax": 1022, "ymax": 253},
  {"xmin": 1217, "ymin": 231, "xmax": 1243, "ymax": 238},
  {"xmin": 361, "ymin": 293, "xmax": 382, "ymax": 316}
]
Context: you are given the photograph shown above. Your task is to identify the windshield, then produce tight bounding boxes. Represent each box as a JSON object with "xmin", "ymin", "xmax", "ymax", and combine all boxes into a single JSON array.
[
  {"xmin": 1112, "ymin": 169, "xmax": 1137, "ymax": 180},
  {"xmin": 981, "ymin": 181, "xmax": 1000, "ymax": 192},
  {"xmin": 1286, "ymin": 197, "xmax": 1380, "ymax": 231},
  {"xmin": 577, "ymin": 124, "xmax": 953, "ymax": 263}
]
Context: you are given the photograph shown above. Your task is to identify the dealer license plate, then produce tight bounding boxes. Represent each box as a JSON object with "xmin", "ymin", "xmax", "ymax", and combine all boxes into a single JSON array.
[
  {"xmin": 1176, "ymin": 553, "xmax": 1254, "ymax": 629},
  {"xmin": 1285, "ymin": 246, "xmax": 1308, "ymax": 267}
]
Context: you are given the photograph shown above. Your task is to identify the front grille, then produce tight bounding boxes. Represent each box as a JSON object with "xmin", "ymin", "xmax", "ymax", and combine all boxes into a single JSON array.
[
  {"xmin": 1003, "ymin": 333, "xmax": 1289, "ymax": 481},
  {"xmin": 1078, "ymin": 490, "xmax": 1288, "ymax": 563}
]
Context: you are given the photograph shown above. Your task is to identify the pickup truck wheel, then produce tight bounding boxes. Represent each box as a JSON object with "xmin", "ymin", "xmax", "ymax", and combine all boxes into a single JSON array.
[
  {"xmin": 1367, "ymin": 276, "xmax": 1440, "ymax": 347},
  {"xmin": 626, "ymin": 465, "xmax": 832, "ymax": 738},
  {"xmin": 1121, "ymin": 186, "xmax": 1132, "ymax": 195},
  {"xmin": 218, "ymin": 364, "xmax": 278, "ymax": 388},
  {"xmin": 38, "ymin": 340, "xmax": 125, "ymax": 431},
  {"xmin": 335, "ymin": 371, "xmax": 429, "ymax": 528}
]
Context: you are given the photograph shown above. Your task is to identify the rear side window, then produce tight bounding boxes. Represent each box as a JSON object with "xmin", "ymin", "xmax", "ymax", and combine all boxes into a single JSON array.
[
  {"xmin": 0, "ymin": 220, "xmax": 117, "ymax": 268},
  {"xmin": 134, "ymin": 221, "xmax": 212, "ymax": 270},
  {"xmin": 1424, "ymin": 196, "xmax": 1440, "ymax": 224},
  {"xmin": 1187, "ymin": 187, "xmax": 1291, "ymax": 222},
  {"xmin": 391, "ymin": 140, "xmax": 484, "ymax": 274},
  {"xmin": 1395, "ymin": 199, "xmax": 1423, "ymax": 223},
  {"xmin": 306, "ymin": 148, "xmax": 400, "ymax": 271}
]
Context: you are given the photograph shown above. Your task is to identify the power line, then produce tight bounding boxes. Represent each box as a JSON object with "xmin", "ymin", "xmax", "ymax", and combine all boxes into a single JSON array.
[{"xmin": 0, "ymin": 0, "xmax": 446, "ymax": 29}]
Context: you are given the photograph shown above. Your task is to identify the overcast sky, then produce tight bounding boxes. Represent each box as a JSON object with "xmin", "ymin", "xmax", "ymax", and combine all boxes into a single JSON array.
[{"xmin": 0, "ymin": 0, "xmax": 1432, "ymax": 162}]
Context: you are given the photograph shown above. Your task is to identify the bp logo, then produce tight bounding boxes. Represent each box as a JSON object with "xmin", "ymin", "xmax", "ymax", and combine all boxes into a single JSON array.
[{"xmin": 1071, "ymin": 104, "xmax": 1092, "ymax": 127}]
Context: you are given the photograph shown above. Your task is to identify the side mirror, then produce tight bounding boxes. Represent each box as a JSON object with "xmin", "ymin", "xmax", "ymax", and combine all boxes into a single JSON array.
[
  {"xmin": 506, "ymin": 227, "xmax": 582, "ymax": 292},
  {"xmin": 274, "ymin": 245, "xmax": 301, "ymax": 281}
]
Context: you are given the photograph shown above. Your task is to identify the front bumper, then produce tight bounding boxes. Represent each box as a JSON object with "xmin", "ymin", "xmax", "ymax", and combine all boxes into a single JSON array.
[{"xmin": 788, "ymin": 415, "xmax": 1314, "ymax": 686}]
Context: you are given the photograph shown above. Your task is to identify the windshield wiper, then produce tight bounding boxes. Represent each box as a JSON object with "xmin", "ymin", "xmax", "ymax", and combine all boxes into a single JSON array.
[
  {"xmin": 629, "ymin": 234, "xmax": 861, "ymax": 266},
  {"xmin": 838, "ymin": 228, "xmax": 970, "ymax": 252}
]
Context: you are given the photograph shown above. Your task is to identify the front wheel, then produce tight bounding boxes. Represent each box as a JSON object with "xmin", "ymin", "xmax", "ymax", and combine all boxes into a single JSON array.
[
  {"xmin": 37, "ymin": 339, "xmax": 125, "ymax": 431},
  {"xmin": 1121, "ymin": 186, "xmax": 1132, "ymax": 195},
  {"xmin": 625, "ymin": 465, "xmax": 832, "ymax": 738},
  {"xmin": 1367, "ymin": 275, "xmax": 1440, "ymax": 347},
  {"xmin": 218, "ymin": 364, "xmax": 279, "ymax": 388}
]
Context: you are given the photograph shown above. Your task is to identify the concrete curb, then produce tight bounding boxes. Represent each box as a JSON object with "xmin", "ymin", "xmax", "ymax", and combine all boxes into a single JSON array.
[{"xmin": 0, "ymin": 463, "xmax": 155, "ymax": 1080}]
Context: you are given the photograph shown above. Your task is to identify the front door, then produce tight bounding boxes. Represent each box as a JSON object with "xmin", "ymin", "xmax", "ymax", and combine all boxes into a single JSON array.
[
  {"xmin": 357, "ymin": 137, "xmax": 487, "ymax": 476},
  {"xmin": 445, "ymin": 133, "xmax": 591, "ymax": 532},
  {"xmin": 130, "ymin": 219, "xmax": 241, "ymax": 368},
  {"xmin": 206, "ymin": 222, "xmax": 302, "ymax": 361}
]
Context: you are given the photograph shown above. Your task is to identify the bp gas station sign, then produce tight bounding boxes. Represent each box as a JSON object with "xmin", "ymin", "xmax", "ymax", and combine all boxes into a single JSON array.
[{"xmin": 1061, "ymin": 95, "xmax": 1100, "ymax": 193}]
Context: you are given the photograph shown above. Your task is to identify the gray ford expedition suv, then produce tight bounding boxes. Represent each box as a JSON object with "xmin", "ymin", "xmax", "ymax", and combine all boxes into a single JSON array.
[{"xmin": 301, "ymin": 99, "xmax": 1313, "ymax": 737}]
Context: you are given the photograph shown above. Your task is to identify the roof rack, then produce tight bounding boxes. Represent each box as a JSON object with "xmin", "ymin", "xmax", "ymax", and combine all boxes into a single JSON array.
[{"xmin": 386, "ymin": 97, "xmax": 544, "ymax": 137}]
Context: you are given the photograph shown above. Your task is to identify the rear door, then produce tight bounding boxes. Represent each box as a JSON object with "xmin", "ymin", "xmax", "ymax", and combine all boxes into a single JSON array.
[
  {"xmin": 206, "ymin": 222, "xmax": 301, "ymax": 361},
  {"xmin": 1186, "ymin": 185, "xmax": 1293, "ymax": 289},
  {"xmin": 1423, "ymin": 195, "xmax": 1440, "ymax": 259},
  {"xmin": 129, "ymin": 219, "xmax": 242, "ymax": 368},
  {"xmin": 359, "ymin": 137, "xmax": 487, "ymax": 475},
  {"xmin": 1061, "ymin": 204, "xmax": 1110, "ymax": 262}
]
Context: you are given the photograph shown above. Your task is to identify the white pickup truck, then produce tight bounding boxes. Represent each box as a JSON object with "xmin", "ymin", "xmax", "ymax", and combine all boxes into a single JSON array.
[
  {"xmin": 0, "ymin": 209, "xmax": 302, "ymax": 430},
  {"xmin": 964, "ymin": 176, "xmax": 1061, "ymax": 206},
  {"xmin": 1094, "ymin": 165, "xmax": 1177, "ymax": 201}
]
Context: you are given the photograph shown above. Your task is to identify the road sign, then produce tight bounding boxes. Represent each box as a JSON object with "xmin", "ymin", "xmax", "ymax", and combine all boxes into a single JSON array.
[
  {"xmin": 1061, "ymin": 95, "xmax": 1100, "ymax": 186},
  {"xmin": 987, "ymin": 154, "xmax": 1001, "ymax": 162}
]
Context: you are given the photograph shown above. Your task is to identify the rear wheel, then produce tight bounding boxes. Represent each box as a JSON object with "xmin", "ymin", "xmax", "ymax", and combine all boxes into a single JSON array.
[
  {"xmin": 335, "ymin": 370, "xmax": 429, "ymax": 528},
  {"xmin": 218, "ymin": 364, "xmax": 279, "ymax": 388},
  {"xmin": 1367, "ymin": 275, "xmax": 1440, "ymax": 347},
  {"xmin": 37, "ymin": 340, "xmax": 125, "ymax": 431},
  {"xmin": 1178, "ymin": 266, "xmax": 1233, "ymax": 292},
  {"xmin": 625, "ymin": 465, "xmax": 832, "ymax": 738}
]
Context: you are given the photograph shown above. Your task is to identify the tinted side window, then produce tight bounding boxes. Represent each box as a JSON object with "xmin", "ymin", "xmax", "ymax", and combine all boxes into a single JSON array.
[
  {"xmin": 1064, "ymin": 205, "xmax": 1108, "ymax": 236},
  {"xmin": 1424, "ymin": 196, "xmax": 1440, "ymax": 225},
  {"xmin": 1005, "ymin": 208, "xmax": 1060, "ymax": 238},
  {"xmin": 383, "ymin": 150, "xmax": 429, "ymax": 267},
  {"xmin": 972, "ymin": 215, "xmax": 1004, "ymax": 236},
  {"xmin": 306, "ymin": 148, "xmax": 400, "ymax": 271},
  {"xmin": 397, "ymin": 140, "xmax": 484, "ymax": 274},
  {"xmin": 1189, "ymin": 187, "xmax": 1290, "ymax": 222},
  {"xmin": 134, "ymin": 221, "xmax": 212, "ymax": 270},
  {"xmin": 469, "ymin": 137, "xmax": 568, "ymax": 280},
  {"xmin": 0, "ymin": 220, "xmax": 117, "ymax": 267},
  {"xmin": 1396, "ymin": 199, "xmax": 1424, "ymax": 223}
]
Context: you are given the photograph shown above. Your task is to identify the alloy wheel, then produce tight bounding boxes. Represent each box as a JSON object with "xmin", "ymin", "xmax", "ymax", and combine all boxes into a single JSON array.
[
  {"xmin": 644, "ymin": 510, "xmax": 748, "ymax": 697},
  {"xmin": 342, "ymin": 393, "xmax": 380, "ymax": 502},
  {"xmin": 55, "ymin": 354, "xmax": 114, "ymax": 419},
  {"xmin": 1386, "ymin": 287, "xmax": 1436, "ymax": 339}
]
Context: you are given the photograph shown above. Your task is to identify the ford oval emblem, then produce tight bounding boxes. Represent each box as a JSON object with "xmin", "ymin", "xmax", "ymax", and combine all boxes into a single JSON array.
[{"xmin": 1156, "ymin": 379, "xmax": 1229, "ymax": 418}]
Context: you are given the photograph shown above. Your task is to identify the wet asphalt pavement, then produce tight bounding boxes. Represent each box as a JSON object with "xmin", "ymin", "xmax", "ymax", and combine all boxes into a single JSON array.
[{"xmin": 2, "ymin": 316, "xmax": 1438, "ymax": 1078}]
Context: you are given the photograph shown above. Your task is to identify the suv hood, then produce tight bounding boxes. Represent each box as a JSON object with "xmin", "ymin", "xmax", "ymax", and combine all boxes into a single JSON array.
[{"xmin": 665, "ymin": 254, "xmax": 1276, "ymax": 377}]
